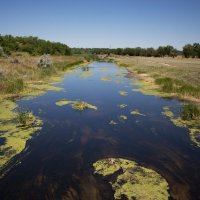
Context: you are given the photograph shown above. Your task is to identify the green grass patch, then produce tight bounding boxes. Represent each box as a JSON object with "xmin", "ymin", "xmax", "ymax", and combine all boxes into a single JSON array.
[
  {"xmin": 55, "ymin": 99, "xmax": 97, "ymax": 111},
  {"xmin": 155, "ymin": 77, "xmax": 200, "ymax": 98},
  {"xmin": 181, "ymin": 104, "xmax": 200, "ymax": 120},
  {"xmin": 0, "ymin": 77, "xmax": 24, "ymax": 94},
  {"xmin": 17, "ymin": 111, "xmax": 35, "ymax": 127}
]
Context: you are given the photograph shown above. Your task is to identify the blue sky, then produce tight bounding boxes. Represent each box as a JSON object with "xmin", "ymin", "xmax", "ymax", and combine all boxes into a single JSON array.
[{"xmin": 0, "ymin": 0, "xmax": 200, "ymax": 49}]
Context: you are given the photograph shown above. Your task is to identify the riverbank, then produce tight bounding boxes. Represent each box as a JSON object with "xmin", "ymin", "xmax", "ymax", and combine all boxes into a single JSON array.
[
  {"xmin": 0, "ymin": 54, "xmax": 87, "ymax": 170},
  {"xmin": 105, "ymin": 55, "xmax": 200, "ymax": 147},
  {"xmin": 107, "ymin": 55, "xmax": 200, "ymax": 103}
]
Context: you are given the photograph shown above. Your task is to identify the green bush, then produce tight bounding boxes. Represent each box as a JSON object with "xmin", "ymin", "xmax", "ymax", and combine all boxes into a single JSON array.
[{"xmin": 181, "ymin": 104, "xmax": 200, "ymax": 120}]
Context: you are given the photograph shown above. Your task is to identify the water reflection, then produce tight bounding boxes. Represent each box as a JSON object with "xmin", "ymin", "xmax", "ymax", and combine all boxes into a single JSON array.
[{"xmin": 0, "ymin": 62, "xmax": 200, "ymax": 200}]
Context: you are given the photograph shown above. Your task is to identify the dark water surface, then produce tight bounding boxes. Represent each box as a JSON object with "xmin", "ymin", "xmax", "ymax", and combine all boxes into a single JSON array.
[{"xmin": 0, "ymin": 62, "xmax": 200, "ymax": 200}]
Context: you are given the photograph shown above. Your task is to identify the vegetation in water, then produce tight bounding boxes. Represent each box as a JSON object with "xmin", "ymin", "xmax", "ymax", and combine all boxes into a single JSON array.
[
  {"xmin": 131, "ymin": 110, "xmax": 145, "ymax": 116},
  {"xmin": 119, "ymin": 115, "xmax": 128, "ymax": 120},
  {"xmin": 93, "ymin": 158, "xmax": 169, "ymax": 200},
  {"xmin": 0, "ymin": 100, "xmax": 42, "ymax": 168},
  {"xmin": 180, "ymin": 104, "xmax": 200, "ymax": 120},
  {"xmin": 81, "ymin": 66, "xmax": 90, "ymax": 71},
  {"xmin": 17, "ymin": 111, "xmax": 35, "ymax": 127},
  {"xmin": 79, "ymin": 72, "xmax": 92, "ymax": 78},
  {"xmin": 162, "ymin": 105, "xmax": 200, "ymax": 147},
  {"xmin": 100, "ymin": 76, "xmax": 112, "ymax": 81},
  {"xmin": 109, "ymin": 120, "xmax": 118, "ymax": 125},
  {"xmin": 162, "ymin": 106, "xmax": 174, "ymax": 118},
  {"xmin": 56, "ymin": 99, "xmax": 97, "ymax": 111},
  {"xmin": 118, "ymin": 91, "xmax": 128, "ymax": 96},
  {"xmin": 155, "ymin": 77, "xmax": 200, "ymax": 99},
  {"xmin": 72, "ymin": 101, "xmax": 97, "ymax": 110},
  {"xmin": 118, "ymin": 104, "xmax": 128, "ymax": 108}
]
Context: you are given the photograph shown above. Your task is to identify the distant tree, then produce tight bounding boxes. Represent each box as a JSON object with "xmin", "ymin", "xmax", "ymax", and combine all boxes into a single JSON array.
[
  {"xmin": 0, "ymin": 35, "xmax": 71, "ymax": 56},
  {"xmin": 193, "ymin": 43, "xmax": 200, "ymax": 58},
  {"xmin": 157, "ymin": 46, "xmax": 165, "ymax": 57},
  {"xmin": 183, "ymin": 44, "xmax": 194, "ymax": 58}
]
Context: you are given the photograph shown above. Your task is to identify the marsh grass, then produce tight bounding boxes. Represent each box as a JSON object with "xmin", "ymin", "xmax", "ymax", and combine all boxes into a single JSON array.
[
  {"xmin": 181, "ymin": 104, "xmax": 200, "ymax": 120},
  {"xmin": 0, "ymin": 77, "xmax": 24, "ymax": 93},
  {"xmin": 17, "ymin": 111, "xmax": 35, "ymax": 127},
  {"xmin": 155, "ymin": 77, "xmax": 200, "ymax": 99},
  {"xmin": 0, "ymin": 55, "xmax": 84, "ymax": 96}
]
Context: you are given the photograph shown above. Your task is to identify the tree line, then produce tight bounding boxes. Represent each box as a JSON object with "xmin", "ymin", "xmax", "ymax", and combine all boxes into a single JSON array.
[
  {"xmin": 183, "ymin": 43, "xmax": 200, "ymax": 58},
  {"xmin": 0, "ymin": 35, "xmax": 71, "ymax": 56},
  {"xmin": 0, "ymin": 34, "xmax": 199, "ymax": 58},
  {"xmin": 73, "ymin": 43, "xmax": 200, "ymax": 58}
]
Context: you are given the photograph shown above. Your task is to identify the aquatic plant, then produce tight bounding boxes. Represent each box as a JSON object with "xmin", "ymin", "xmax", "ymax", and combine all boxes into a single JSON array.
[
  {"xmin": 100, "ymin": 76, "xmax": 112, "ymax": 81},
  {"xmin": 79, "ymin": 73, "xmax": 92, "ymax": 78},
  {"xmin": 72, "ymin": 101, "xmax": 97, "ymax": 110},
  {"xmin": 119, "ymin": 115, "xmax": 128, "ymax": 120},
  {"xmin": 100, "ymin": 68, "xmax": 108, "ymax": 72},
  {"xmin": 118, "ymin": 104, "xmax": 128, "ymax": 108},
  {"xmin": 81, "ymin": 66, "xmax": 90, "ymax": 71},
  {"xmin": 93, "ymin": 158, "xmax": 169, "ymax": 200},
  {"xmin": 155, "ymin": 77, "xmax": 200, "ymax": 99},
  {"xmin": 0, "ymin": 100, "xmax": 42, "ymax": 168},
  {"xmin": 118, "ymin": 91, "xmax": 128, "ymax": 96},
  {"xmin": 17, "ymin": 111, "xmax": 35, "ymax": 127},
  {"xmin": 162, "ymin": 106, "xmax": 174, "ymax": 118},
  {"xmin": 130, "ymin": 109, "xmax": 145, "ymax": 116},
  {"xmin": 55, "ymin": 100, "xmax": 73, "ymax": 106},
  {"xmin": 181, "ymin": 104, "xmax": 200, "ymax": 120},
  {"xmin": 55, "ymin": 100, "xmax": 97, "ymax": 111},
  {"xmin": 162, "ymin": 106, "xmax": 200, "ymax": 147},
  {"xmin": 115, "ymin": 80, "xmax": 123, "ymax": 84},
  {"xmin": 109, "ymin": 120, "xmax": 118, "ymax": 125}
]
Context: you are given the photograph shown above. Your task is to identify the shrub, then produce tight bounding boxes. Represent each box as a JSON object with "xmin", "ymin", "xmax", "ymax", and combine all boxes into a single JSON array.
[
  {"xmin": 181, "ymin": 104, "xmax": 200, "ymax": 120},
  {"xmin": 0, "ymin": 46, "xmax": 5, "ymax": 57},
  {"xmin": 17, "ymin": 111, "xmax": 35, "ymax": 127},
  {"xmin": 38, "ymin": 54, "xmax": 52, "ymax": 68}
]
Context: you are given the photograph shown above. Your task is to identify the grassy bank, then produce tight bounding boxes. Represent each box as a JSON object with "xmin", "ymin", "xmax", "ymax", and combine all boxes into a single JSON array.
[
  {"xmin": 0, "ymin": 53, "xmax": 86, "ymax": 170},
  {"xmin": 109, "ymin": 56, "xmax": 200, "ymax": 102},
  {"xmin": 0, "ymin": 53, "xmax": 86, "ymax": 98},
  {"xmin": 108, "ymin": 55, "xmax": 200, "ymax": 147}
]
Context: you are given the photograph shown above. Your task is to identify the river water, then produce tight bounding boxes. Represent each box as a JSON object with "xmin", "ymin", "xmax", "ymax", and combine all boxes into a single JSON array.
[{"xmin": 0, "ymin": 62, "xmax": 200, "ymax": 200}]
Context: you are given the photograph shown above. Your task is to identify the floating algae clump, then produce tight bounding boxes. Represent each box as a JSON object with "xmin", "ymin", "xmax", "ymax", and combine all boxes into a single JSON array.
[
  {"xmin": 79, "ymin": 73, "xmax": 93, "ymax": 78},
  {"xmin": 119, "ymin": 115, "xmax": 128, "ymax": 120},
  {"xmin": 130, "ymin": 110, "xmax": 145, "ymax": 116},
  {"xmin": 118, "ymin": 104, "xmax": 128, "ymax": 109},
  {"xmin": 162, "ymin": 106, "xmax": 174, "ymax": 118},
  {"xmin": 55, "ymin": 100, "xmax": 97, "ymax": 111},
  {"xmin": 0, "ymin": 100, "xmax": 42, "ymax": 168},
  {"xmin": 118, "ymin": 91, "xmax": 128, "ymax": 96},
  {"xmin": 93, "ymin": 158, "xmax": 169, "ymax": 200},
  {"xmin": 55, "ymin": 100, "xmax": 74, "ymax": 106},
  {"xmin": 131, "ymin": 79, "xmax": 166, "ymax": 97},
  {"xmin": 162, "ymin": 106, "xmax": 200, "ymax": 147},
  {"xmin": 100, "ymin": 76, "xmax": 112, "ymax": 81},
  {"xmin": 109, "ymin": 120, "xmax": 118, "ymax": 125},
  {"xmin": 72, "ymin": 101, "xmax": 97, "ymax": 110}
]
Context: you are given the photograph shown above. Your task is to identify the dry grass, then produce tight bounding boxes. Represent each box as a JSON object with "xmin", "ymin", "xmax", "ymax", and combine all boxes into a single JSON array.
[
  {"xmin": 0, "ymin": 53, "xmax": 85, "ymax": 96},
  {"xmin": 109, "ymin": 56, "xmax": 200, "ymax": 103},
  {"xmin": 111, "ymin": 56, "xmax": 200, "ymax": 86}
]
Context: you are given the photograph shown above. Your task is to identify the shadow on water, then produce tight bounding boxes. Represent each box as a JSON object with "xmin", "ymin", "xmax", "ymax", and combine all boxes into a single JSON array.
[{"xmin": 0, "ymin": 62, "xmax": 200, "ymax": 200}]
